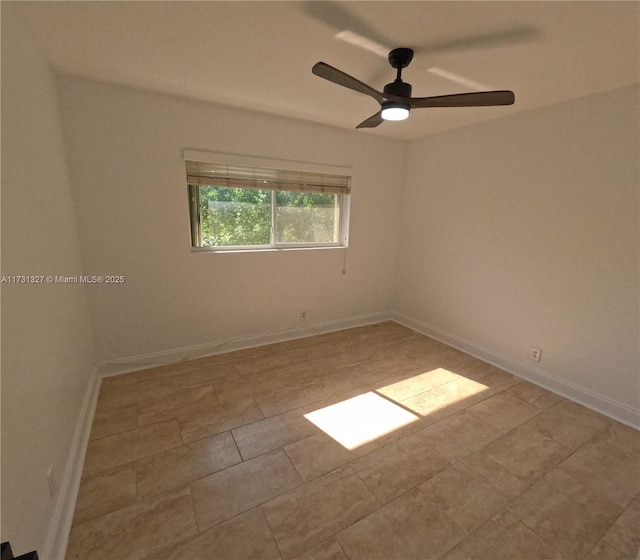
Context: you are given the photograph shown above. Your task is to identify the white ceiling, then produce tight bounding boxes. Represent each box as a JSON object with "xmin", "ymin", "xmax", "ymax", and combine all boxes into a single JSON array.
[{"xmin": 7, "ymin": 1, "xmax": 639, "ymax": 141}]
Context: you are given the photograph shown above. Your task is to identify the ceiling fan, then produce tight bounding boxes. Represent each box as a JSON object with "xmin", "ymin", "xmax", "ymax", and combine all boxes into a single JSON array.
[{"xmin": 312, "ymin": 47, "xmax": 515, "ymax": 129}]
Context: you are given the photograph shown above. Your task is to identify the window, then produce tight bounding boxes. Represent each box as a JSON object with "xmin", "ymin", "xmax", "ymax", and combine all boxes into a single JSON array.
[{"xmin": 186, "ymin": 160, "xmax": 350, "ymax": 251}]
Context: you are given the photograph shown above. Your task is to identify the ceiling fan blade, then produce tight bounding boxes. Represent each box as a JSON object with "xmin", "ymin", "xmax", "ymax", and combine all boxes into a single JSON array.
[
  {"xmin": 356, "ymin": 111, "xmax": 384, "ymax": 129},
  {"xmin": 426, "ymin": 67, "xmax": 490, "ymax": 92},
  {"xmin": 419, "ymin": 26, "xmax": 541, "ymax": 55},
  {"xmin": 312, "ymin": 62, "xmax": 384, "ymax": 103},
  {"xmin": 335, "ymin": 30, "xmax": 390, "ymax": 58},
  {"xmin": 301, "ymin": 1, "xmax": 390, "ymax": 53},
  {"xmin": 411, "ymin": 90, "xmax": 515, "ymax": 109}
]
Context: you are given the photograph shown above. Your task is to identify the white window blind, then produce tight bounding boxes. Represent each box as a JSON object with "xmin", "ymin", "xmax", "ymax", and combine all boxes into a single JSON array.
[{"xmin": 186, "ymin": 160, "xmax": 351, "ymax": 195}]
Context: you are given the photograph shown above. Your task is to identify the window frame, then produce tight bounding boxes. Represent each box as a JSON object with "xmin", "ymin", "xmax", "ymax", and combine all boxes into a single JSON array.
[{"xmin": 185, "ymin": 151, "xmax": 351, "ymax": 253}]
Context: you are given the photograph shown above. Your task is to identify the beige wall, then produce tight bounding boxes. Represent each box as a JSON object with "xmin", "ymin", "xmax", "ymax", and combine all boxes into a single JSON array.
[
  {"xmin": 395, "ymin": 84, "xmax": 639, "ymax": 416},
  {"xmin": 1, "ymin": 12, "xmax": 96, "ymax": 555},
  {"xmin": 56, "ymin": 76, "xmax": 406, "ymax": 364}
]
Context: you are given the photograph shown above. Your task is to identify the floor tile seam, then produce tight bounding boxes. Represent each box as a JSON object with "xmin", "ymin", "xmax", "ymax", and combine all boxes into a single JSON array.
[
  {"xmin": 144, "ymin": 395, "xmax": 228, "ymax": 427},
  {"xmin": 433, "ymin": 508, "xmax": 501, "ymax": 558},
  {"xmin": 333, "ymin": 532, "xmax": 356, "ymax": 560},
  {"xmin": 88, "ymin": 407, "xmax": 140, "ymax": 442},
  {"xmin": 133, "ymin": 449, "xmax": 142, "ymax": 505},
  {"xmin": 181, "ymin": 444, "xmax": 298, "ymax": 485},
  {"xmin": 394, "ymin": 378, "xmax": 508, "ymax": 419},
  {"xmin": 254, "ymin": 389, "xmax": 332, "ymax": 419},
  {"xmin": 282, "ymin": 445, "xmax": 305, "ymax": 487},
  {"xmin": 168, "ymin": 380, "xmax": 219, "ymax": 397},
  {"xmin": 502, "ymin": 461, "xmax": 629, "ymax": 554},
  {"xmin": 380, "ymin": 366, "xmax": 496, "ymax": 400},
  {"xmin": 68, "ymin": 484, "xmax": 196, "ymax": 536},
  {"xmin": 280, "ymin": 477, "xmax": 385, "ymax": 560},
  {"xmin": 600, "ymin": 435, "xmax": 640, "ymax": 465},
  {"xmin": 447, "ymin": 510, "xmax": 566, "ymax": 560},
  {"xmin": 413, "ymin": 489, "xmax": 470, "ymax": 560},
  {"xmin": 599, "ymin": 528, "xmax": 636, "ymax": 559},
  {"xmin": 547, "ymin": 429, "xmax": 631, "ymax": 494},
  {"xmin": 600, "ymin": 495, "xmax": 639, "ymax": 536},
  {"xmin": 465, "ymin": 403, "xmax": 547, "ymax": 436},
  {"xmin": 462, "ymin": 410, "xmax": 506, "ymax": 442},
  {"xmin": 334, "ymin": 539, "xmax": 349, "ymax": 560},
  {"xmin": 489, "ymin": 414, "xmax": 575, "ymax": 456},
  {"xmin": 354, "ymin": 455, "xmax": 453, "ymax": 508},
  {"xmin": 256, "ymin": 505, "xmax": 286, "ymax": 560},
  {"xmin": 178, "ymin": 396, "xmax": 266, "ymax": 441},
  {"xmin": 259, "ymin": 505, "xmax": 298, "ymax": 560},
  {"xmin": 470, "ymin": 388, "xmax": 548, "ymax": 413},
  {"xmin": 135, "ymin": 444, "xmax": 246, "ymax": 504},
  {"xmin": 101, "ymin": 369, "xmax": 190, "ymax": 388},
  {"xmin": 576, "ymin": 422, "xmax": 634, "ymax": 459},
  {"xmin": 547, "ymin": 440, "xmax": 639, "ymax": 508},
  {"xmin": 283, "ymin": 426, "xmax": 435, "ymax": 487},
  {"xmin": 84, "ymin": 417, "xmax": 182, "ymax": 445},
  {"xmin": 471, "ymin": 466, "xmax": 540, "ymax": 530},
  {"xmin": 137, "ymin": 444, "xmax": 250, "ymax": 490},
  {"xmin": 352, "ymin": 461, "xmax": 463, "ymax": 525},
  {"xmin": 601, "ymin": 537, "xmax": 640, "ymax": 560},
  {"xmin": 188, "ymin": 479, "xmax": 304, "ymax": 533},
  {"xmin": 229, "ymin": 428, "xmax": 250, "ymax": 462},
  {"xmin": 479, "ymin": 434, "xmax": 571, "ymax": 489},
  {"xmin": 82, "ymin": 451, "xmax": 162, "ymax": 488},
  {"xmin": 282, "ymin": 442, "xmax": 309, "ymax": 482},
  {"xmin": 441, "ymin": 457, "xmax": 525, "ymax": 503},
  {"xmin": 583, "ymin": 539, "xmax": 606, "ymax": 559},
  {"xmin": 212, "ymin": 386, "xmax": 269, "ymax": 406},
  {"xmin": 295, "ymin": 536, "xmax": 348, "ymax": 560},
  {"xmin": 84, "ymin": 437, "xmax": 185, "ymax": 480},
  {"xmin": 136, "ymin": 390, "xmax": 222, "ymax": 428},
  {"xmin": 95, "ymin": 388, "xmax": 180, "ymax": 413},
  {"xmin": 71, "ymin": 467, "xmax": 139, "ymax": 528},
  {"xmin": 195, "ymin": 502, "xmax": 267, "ymax": 540},
  {"xmin": 231, "ymin": 408, "xmax": 311, "ymax": 434},
  {"xmin": 210, "ymin": 475, "xmax": 306, "ymax": 534},
  {"xmin": 185, "ymin": 485, "xmax": 203, "ymax": 535},
  {"xmin": 370, "ymin": 388, "xmax": 433, "ymax": 418},
  {"xmin": 510, "ymin": 497, "xmax": 614, "ymax": 560}
]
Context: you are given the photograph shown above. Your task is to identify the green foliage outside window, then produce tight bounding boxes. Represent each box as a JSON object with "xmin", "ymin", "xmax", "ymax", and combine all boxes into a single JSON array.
[
  {"xmin": 275, "ymin": 191, "xmax": 338, "ymax": 244},
  {"xmin": 198, "ymin": 185, "xmax": 338, "ymax": 247},
  {"xmin": 199, "ymin": 186, "xmax": 270, "ymax": 246}
]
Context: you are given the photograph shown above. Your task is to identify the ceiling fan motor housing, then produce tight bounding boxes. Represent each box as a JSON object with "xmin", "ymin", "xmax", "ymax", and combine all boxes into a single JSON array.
[
  {"xmin": 384, "ymin": 80, "xmax": 412, "ymax": 99},
  {"xmin": 383, "ymin": 80, "xmax": 412, "ymax": 115}
]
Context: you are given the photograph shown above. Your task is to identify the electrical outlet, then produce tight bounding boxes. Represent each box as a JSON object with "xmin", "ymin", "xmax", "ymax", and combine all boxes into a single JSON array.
[
  {"xmin": 300, "ymin": 311, "xmax": 307, "ymax": 320},
  {"xmin": 46, "ymin": 464, "xmax": 55, "ymax": 498},
  {"xmin": 530, "ymin": 347, "xmax": 542, "ymax": 362}
]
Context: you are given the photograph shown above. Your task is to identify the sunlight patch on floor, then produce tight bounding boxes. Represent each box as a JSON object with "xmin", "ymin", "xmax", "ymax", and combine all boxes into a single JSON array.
[
  {"xmin": 399, "ymin": 376, "xmax": 489, "ymax": 416},
  {"xmin": 304, "ymin": 392, "xmax": 420, "ymax": 450},
  {"xmin": 377, "ymin": 367, "xmax": 460, "ymax": 402},
  {"xmin": 304, "ymin": 369, "xmax": 490, "ymax": 450}
]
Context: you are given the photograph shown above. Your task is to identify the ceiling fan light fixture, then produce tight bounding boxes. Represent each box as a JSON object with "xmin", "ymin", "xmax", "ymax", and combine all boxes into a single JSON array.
[
  {"xmin": 312, "ymin": 44, "xmax": 515, "ymax": 129},
  {"xmin": 381, "ymin": 103, "xmax": 409, "ymax": 121}
]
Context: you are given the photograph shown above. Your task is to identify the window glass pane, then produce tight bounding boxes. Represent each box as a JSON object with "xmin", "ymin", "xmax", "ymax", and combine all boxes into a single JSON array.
[
  {"xmin": 275, "ymin": 192, "xmax": 340, "ymax": 244},
  {"xmin": 199, "ymin": 186, "xmax": 270, "ymax": 247}
]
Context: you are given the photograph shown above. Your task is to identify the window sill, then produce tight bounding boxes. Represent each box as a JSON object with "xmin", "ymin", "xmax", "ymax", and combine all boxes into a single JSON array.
[{"xmin": 191, "ymin": 245, "xmax": 347, "ymax": 254}]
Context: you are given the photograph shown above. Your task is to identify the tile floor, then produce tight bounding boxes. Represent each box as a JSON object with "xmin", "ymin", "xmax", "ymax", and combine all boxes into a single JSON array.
[{"xmin": 66, "ymin": 322, "xmax": 640, "ymax": 560}]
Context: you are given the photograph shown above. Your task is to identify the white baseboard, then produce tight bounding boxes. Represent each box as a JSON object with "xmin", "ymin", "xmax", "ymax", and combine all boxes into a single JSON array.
[
  {"xmin": 42, "ymin": 371, "xmax": 101, "ymax": 560},
  {"xmin": 390, "ymin": 311, "xmax": 640, "ymax": 430},
  {"xmin": 96, "ymin": 311, "xmax": 391, "ymax": 378}
]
